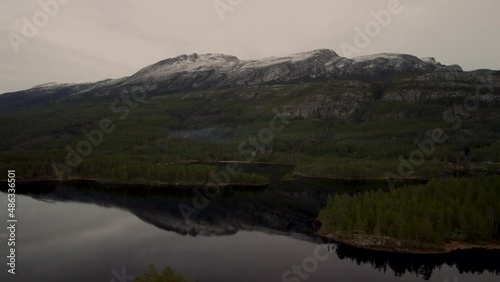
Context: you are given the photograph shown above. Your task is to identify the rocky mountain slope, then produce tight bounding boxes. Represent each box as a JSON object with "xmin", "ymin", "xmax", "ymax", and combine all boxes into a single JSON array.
[
  {"xmin": 0, "ymin": 50, "xmax": 499, "ymax": 182},
  {"xmin": 4, "ymin": 49, "xmax": 498, "ymax": 114}
]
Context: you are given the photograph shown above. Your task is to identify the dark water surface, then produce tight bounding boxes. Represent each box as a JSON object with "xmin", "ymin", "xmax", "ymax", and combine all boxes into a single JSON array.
[{"xmin": 1, "ymin": 178, "xmax": 499, "ymax": 282}]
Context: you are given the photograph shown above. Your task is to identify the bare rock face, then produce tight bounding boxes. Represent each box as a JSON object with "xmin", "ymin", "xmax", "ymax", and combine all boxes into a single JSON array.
[
  {"xmin": 286, "ymin": 91, "xmax": 375, "ymax": 120},
  {"xmin": 382, "ymin": 70, "xmax": 500, "ymax": 105}
]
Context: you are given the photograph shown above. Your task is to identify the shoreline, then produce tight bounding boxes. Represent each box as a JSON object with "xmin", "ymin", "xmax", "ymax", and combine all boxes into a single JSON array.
[
  {"xmin": 317, "ymin": 232, "xmax": 500, "ymax": 254},
  {"xmin": 0, "ymin": 178, "xmax": 269, "ymax": 190},
  {"xmin": 291, "ymin": 174, "xmax": 429, "ymax": 182}
]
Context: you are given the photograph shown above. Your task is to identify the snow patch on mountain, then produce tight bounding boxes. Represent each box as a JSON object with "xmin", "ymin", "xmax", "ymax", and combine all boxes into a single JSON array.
[
  {"xmin": 241, "ymin": 49, "xmax": 339, "ymax": 69},
  {"xmin": 2, "ymin": 49, "xmax": 472, "ymax": 99}
]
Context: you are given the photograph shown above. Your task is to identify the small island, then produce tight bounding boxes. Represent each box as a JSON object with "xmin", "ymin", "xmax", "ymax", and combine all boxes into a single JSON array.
[{"xmin": 318, "ymin": 176, "xmax": 500, "ymax": 254}]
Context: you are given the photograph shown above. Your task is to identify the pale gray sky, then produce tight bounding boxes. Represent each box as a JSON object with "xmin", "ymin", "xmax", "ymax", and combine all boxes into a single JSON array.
[{"xmin": 1, "ymin": 0, "xmax": 499, "ymax": 94}]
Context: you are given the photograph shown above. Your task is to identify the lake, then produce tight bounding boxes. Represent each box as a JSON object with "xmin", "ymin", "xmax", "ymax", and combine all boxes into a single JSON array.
[{"xmin": 1, "ymin": 178, "xmax": 499, "ymax": 282}]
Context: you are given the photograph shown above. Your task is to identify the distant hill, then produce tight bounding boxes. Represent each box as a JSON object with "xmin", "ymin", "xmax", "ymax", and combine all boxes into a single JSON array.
[{"xmin": 0, "ymin": 50, "xmax": 499, "ymax": 181}]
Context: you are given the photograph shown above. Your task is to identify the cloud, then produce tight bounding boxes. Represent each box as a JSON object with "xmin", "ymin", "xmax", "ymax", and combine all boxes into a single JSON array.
[{"xmin": 1, "ymin": 0, "xmax": 499, "ymax": 94}]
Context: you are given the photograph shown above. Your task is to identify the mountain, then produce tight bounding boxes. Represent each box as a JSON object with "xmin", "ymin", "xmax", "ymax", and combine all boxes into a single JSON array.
[
  {"xmin": 0, "ymin": 49, "xmax": 499, "ymax": 182},
  {"xmin": 0, "ymin": 49, "xmax": 484, "ymax": 111}
]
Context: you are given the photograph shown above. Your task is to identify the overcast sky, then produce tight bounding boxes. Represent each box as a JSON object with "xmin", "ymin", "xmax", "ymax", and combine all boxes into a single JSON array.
[{"xmin": 1, "ymin": 0, "xmax": 499, "ymax": 94}]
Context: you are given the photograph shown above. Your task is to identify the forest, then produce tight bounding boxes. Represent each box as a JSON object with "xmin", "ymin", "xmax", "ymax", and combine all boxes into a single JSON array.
[
  {"xmin": 0, "ymin": 82, "xmax": 499, "ymax": 182},
  {"xmin": 0, "ymin": 153, "xmax": 268, "ymax": 186},
  {"xmin": 318, "ymin": 176, "xmax": 500, "ymax": 250}
]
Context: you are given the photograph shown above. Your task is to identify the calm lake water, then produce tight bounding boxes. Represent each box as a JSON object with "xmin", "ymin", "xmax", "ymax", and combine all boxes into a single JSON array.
[{"xmin": 1, "ymin": 177, "xmax": 499, "ymax": 282}]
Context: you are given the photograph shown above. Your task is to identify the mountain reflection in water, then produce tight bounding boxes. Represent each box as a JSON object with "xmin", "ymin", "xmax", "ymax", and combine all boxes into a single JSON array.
[{"xmin": 7, "ymin": 176, "xmax": 499, "ymax": 281}]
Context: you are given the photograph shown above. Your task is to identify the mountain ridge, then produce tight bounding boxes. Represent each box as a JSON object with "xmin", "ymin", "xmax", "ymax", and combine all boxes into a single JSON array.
[
  {"xmin": 2, "ymin": 49, "xmax": 499, "ymax": 113},
  {"xmin": 3, "ymin": 49, "xmax": 464, "ymax": 96},
  {"xmin": 0, "ymin": 50, "xmax": 499, "ymax": 183}
]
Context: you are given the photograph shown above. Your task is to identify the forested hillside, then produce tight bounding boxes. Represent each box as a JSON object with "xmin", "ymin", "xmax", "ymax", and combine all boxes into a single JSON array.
[
  {"xmin": 318, "ymin": 176, "xmax": 500, "ymax": 251},
  {"xmin": 0, "ymin": 76, "xmax": 499, "ymax": 182}
]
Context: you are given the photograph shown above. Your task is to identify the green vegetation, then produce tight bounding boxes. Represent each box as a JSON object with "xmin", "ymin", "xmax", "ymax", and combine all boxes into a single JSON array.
[
  {"xmin": 0, "ymin": 81, "xmax": 499, "ymax": 182},
  {"xmin": 0, "ymin": 153, "xmax": 268, "ymax": 185},
  {"xmin": 318, "ymin": 176, "xmax": 500, "ymax": 251},
  {"xmin": 134, "ymin": 264, "xmax": 195, "ymax": 282},
  {"xmin": 287, "ymin": 155, "xmax": 444, "ymax": 179}
]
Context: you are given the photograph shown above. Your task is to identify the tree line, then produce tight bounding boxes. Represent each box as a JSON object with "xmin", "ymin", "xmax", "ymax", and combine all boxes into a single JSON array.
[{"xmin": 319, "ymin": 176, "xmax": 500, "ymax": 247}]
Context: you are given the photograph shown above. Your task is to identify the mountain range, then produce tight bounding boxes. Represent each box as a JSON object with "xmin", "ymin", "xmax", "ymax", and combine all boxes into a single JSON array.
[
  {"xmin": 2, "ymin": 49, "xmax": 498, "ymax": 113},
  {"xmin": 0, "ymin": 49, "xmax": 499, "ymax": 181}
]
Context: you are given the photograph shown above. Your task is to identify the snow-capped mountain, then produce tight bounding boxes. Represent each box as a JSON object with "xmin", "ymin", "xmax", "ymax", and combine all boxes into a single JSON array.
[
  {"xmin": 1, "ymin": 49, "xmax": 497, "ymax": 111},
  {"xmin": 3, "ymin": 49, "xmax": 462, "ymax": 95},
  {"xmin": 116, "ymin": 49, "xmax": 463, "ymax": 92}
]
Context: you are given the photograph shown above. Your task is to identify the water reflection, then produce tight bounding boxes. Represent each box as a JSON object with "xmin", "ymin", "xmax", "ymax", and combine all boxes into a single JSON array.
[
  {"xmin": 336, "ymin": 243, "xmax": 500, "ymax": 280},
  {"xmin": 1, "ymin": 179, "xmax": 499, "ymax": 281}
]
